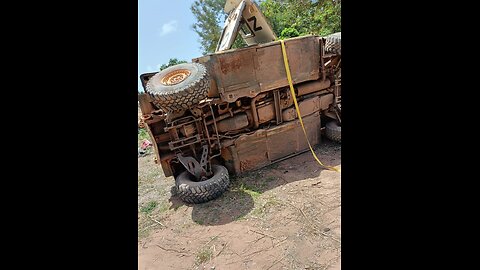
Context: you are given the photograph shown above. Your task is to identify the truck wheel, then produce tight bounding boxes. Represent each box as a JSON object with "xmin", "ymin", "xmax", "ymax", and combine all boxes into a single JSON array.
[
  {"xmin": 145, "ymin": 63, "xmax": 210, "ymax": 112},
  {"xmin": 175, "ymin": 165, "xmax": 230, "ymax": 204},
  {"xmin": 325, "ymin": 121, "xmax": 341, "ymax": 143},
  {"xmin": 324, "ymin": 32, "xmax": 341, "ymax": 55}
]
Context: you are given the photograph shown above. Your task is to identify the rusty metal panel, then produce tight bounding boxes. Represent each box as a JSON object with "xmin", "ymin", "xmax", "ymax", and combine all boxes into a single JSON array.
[
  {"xmin": 232, "ymin": 112, "xmax": 320, "ymax": 173},
  {"xmin": 297, "ymin": 112, "xmax": 321, "ymax": 151},
  {"xmin": 267, "ymin": 111, "xmax": 320, "ymax": 161},
  {"xmin": 256, "ymin": 36, "xmax": 320, "ymax": 92},
  {"xmin": 197, "ymin": 46, "xmax": 260, "ymax": 102},
  {"xmin": 282, "ymin": 107, "xmax": 296, "ymax": 121},
  {"xmin": 264, "ymin": 118, "xmax": 298, "ymax": 160},
  {"xmin": 297, "ymin": 96, "xmax": 320, "ymax": 117},
  {"xmin": 220, "ymin": 146, "xmax": 235, "ymax": 173},
  {"xmin": 257, "ymin": 103, "xmax": 275, "ymax": 124},
  {"xmin": 193, "ymin": 35, "xmax": 320, "ymax": 103},
  {"xmin": 160, "ymin": 159, "xmax": 173, "ymax": 177},
  {"xmin": 219, "ymin": 48, "xmax": 257, "ymax": 93},
  {"xmin": 282, "ymin": 96, "xmax": 320, "ymax": 122},
  {"xmin": 319, "ymin": 94, "xmax": 334, "ymax": 110},
  {"xmin": 234, "ymin": 129, "xmax": 270, "ymax": 172},
  {"xmin": 297, "ymin": 79, "xmax": 331, "ymax": 96}
]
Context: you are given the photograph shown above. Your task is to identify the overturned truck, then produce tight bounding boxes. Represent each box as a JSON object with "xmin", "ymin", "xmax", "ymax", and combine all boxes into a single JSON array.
[{"xmin": 138, "ymin": 0, "xmax": 341, "ymax": 204}]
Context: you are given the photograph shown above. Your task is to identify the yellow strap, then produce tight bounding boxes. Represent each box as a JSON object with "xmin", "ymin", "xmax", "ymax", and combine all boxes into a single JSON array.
[{"xmin": 280, "ymin": 40, "xmax": 339, "ymax": 172}]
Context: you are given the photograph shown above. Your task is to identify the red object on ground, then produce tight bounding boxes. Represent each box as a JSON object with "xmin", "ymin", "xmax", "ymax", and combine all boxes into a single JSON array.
[{"xmin": 140, "ymin": 140, "xmax": 151, "ymax": 150}]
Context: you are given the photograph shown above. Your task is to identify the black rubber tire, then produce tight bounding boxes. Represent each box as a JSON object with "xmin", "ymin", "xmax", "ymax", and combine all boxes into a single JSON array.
[
  {"xmin": 325, "ymin": 121, "xmax": 341, "ymax": 143},
  {"xmin": 324, "ymin": 32, "xmax": 341, "ymax": 55},
  {"xmin": 145, "ymin": 63, "xmax": 210, "ymax": 112},
  {"xmin": 175, "ymin": 165, "xmax": 230, "ymax": 204}
]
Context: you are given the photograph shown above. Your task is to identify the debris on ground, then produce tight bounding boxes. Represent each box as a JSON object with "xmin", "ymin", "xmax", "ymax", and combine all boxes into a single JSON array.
[{"xmin": 138, "ymin": 139, "xmax": 152, "ymax": 157}]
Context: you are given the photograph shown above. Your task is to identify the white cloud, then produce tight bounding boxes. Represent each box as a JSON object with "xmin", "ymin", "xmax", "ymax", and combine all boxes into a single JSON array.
[{"xmin": 159, "ymin": 20, "xmax": 178, "ymax": 36}]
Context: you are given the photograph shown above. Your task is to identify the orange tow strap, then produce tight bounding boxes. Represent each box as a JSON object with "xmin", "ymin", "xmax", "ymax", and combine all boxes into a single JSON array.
[{"xmin": 280, "ymin": 40, "xmax": 339, "ymax": 172}]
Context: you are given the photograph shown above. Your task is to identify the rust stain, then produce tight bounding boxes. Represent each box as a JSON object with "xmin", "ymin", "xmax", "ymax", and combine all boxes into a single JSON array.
[
  {"xmin": 239, "ymin": 153, "xmax": 268, "ymax": 172},
  {"xmin": 240, "ymin": 159, "xmax": 259, "ymax": 172},
  {"xmin": 219, "ymin": 56, "xmax": 242, "ymax": 74}
]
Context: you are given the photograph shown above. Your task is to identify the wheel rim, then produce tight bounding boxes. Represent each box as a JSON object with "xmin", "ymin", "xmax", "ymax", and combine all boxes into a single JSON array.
[{"xmin": 161, "ymin": 69, "xmax": 191, "ymax": 85}]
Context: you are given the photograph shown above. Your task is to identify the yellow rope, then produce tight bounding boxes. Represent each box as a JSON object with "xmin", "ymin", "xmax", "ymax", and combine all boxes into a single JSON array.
[{"xmin": 280, "ymin": 40, "xmax": 339, "ymax": 172}]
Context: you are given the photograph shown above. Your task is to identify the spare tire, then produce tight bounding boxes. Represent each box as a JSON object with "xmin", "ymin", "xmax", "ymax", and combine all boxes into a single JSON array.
[
  {"xmin": 145, "ymin": 63, "xmax": 210, "ymax": 112},
  {"xmin": 324, "ymin": 32, "xmax": 341, "ymax": 55},
  {"xmin": 175, "ymin": 165, "xmax": 230, "ymax": 204},
  {"xmin": 325, "ymin": 121, "xmax": 341, "ymax": 143}
]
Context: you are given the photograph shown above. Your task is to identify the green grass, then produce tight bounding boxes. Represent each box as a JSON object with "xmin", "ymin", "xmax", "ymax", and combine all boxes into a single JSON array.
[
  {"xmin": 140, "ymin": 201, "xmax": 157, "ymax": 214},
  {"xmin": 238, "ymin": 183, "xmax": 262, "ymax": 199},
  {"xmin": 195, "ymin": 247, "xmax": 213, "ymax": 265},
  {"xmin": 138, "ymin": 128, "xmax": 150, "ymax": 143}
]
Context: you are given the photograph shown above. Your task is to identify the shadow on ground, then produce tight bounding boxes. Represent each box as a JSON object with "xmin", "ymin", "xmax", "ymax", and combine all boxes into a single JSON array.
[{"xmin": 168, "ymin": 140, "xmax": 341, "ymax": 226}]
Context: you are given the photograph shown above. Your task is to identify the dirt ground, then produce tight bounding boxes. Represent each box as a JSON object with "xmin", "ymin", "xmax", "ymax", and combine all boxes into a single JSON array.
[{"xmin": 138, "ymin": 135, "xmax": 341, "ymax": 270}]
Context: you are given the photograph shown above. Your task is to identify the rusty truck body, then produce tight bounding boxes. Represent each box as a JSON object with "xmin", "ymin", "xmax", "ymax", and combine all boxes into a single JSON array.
[{"xmin": 138, "ymin": 0, "xmax": 341, "ymax": 203}]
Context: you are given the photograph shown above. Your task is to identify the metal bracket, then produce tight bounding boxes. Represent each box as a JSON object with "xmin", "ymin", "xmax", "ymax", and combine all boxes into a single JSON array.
[
  {"xmin": 177, "ymin": 154, "xmax": 206, "ymax": 179},
  {"xmin": 176, "ymin": 145, "xmax": 209, "ymax": 179},
  {"xmin": 199, "ymin": 144, "xmax": 209, "ymax": 170},
  {"xmin": 273, "ymin": 89, "xmax": 283, "ymax": 125}
]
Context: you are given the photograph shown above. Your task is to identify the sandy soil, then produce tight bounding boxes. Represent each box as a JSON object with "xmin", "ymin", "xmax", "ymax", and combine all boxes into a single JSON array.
[{"xmin": 138, "ymin": 132, "xmax": 341, "ymax": 270}]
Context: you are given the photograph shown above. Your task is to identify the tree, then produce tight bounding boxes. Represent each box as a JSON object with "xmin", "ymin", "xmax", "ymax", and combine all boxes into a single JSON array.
[
  {"xmin": 260, "ymin": 0, "xmax": 341, "ymax": 37},
  {"xmin": 159, "ymin": 58, "xmax": 187, "ymax": 71},
  {"xmin": 191, "ymin": 0, "xmax": 246, "ymax": 54},
  {"xmin": 280, "ymin": 27, "xmax": 300, "ymax": 39},
  {"xmin": 190, "ymin": 0, "xmax": 340, "ymax": 54},
  {"xmin": 191, "ymin": 0, "xmax": 224, "ymax": 54}
]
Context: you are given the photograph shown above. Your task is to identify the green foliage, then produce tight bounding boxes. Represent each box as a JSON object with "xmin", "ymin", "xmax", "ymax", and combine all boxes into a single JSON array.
[
  {"xmin": 260, "ymin": 0, "xmax": 341, "ymax": 37},
  {"xmin": 279, "ymin": 27, "xmax": 300, "ymax": 39},
  {"xmin": 138, "ymin": 128, "xmax": 149, "ymax": 142},
  {"xmin": 238, "ymin": 183, "xmax": 262, "ymax": 199},
  {"xmin": 159, "ymin": 58, "xmax": 187, "ymax": 71},
  {"xmin": 313, "ymin": 0, "xmax": 342, "ymax": 36},
  {"xmin": 191, "ymin": 0, "xmax": 225, "ymax": 54},
  {"xmin": 191, "ymin": 0, "xmax": 247, "ymax": 54},
  {"xmin": 190, "ymin": 0, "xmax": 341, "ymax": 54}
]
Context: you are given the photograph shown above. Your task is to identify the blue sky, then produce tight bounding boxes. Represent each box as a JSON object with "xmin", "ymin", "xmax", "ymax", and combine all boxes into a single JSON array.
[{"xmin": 138, "ymin": 0, "xmax": 204, "ymax": 92}]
